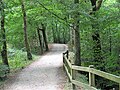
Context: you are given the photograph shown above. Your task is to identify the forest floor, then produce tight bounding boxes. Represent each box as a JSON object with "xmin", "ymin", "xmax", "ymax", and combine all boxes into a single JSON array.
[{"xmin": 1, "ymin": 44, "xmax": 69, "ymax": 90}]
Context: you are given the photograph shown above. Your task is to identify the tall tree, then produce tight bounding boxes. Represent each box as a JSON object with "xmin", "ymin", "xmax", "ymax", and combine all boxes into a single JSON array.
[
  {"xmin": 74, "ymin": 0, "xmax": 81, "ymax": 66},
  {"xmin": 41, "ymin": 23, "xmax": 49, "ymax": 51},
  {"xmin": 20, "ymin": 0, "xmax": 32, "ymax": 60},
  {"xmin": 37, "ymin": 27, "xmax": 43, "ymax": 55},
  {"xmin": 90, "ymin": 0, "xmax": 103, "ymax": 69},
  {"xmin": 0, "ymin": 0, "xmax": 9, "ymax": 67}
]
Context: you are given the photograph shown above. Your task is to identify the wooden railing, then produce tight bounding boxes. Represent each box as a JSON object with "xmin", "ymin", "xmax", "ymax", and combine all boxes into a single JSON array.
[{"xmin": 63, "ymin": 50, "xmax": 120, "ymax": 90}]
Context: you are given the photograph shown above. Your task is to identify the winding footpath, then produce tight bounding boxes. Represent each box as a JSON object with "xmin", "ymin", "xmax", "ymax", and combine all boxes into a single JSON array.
[{"xmin": 3, "ymin": 44, "xmax": 68, "ymax": 90}]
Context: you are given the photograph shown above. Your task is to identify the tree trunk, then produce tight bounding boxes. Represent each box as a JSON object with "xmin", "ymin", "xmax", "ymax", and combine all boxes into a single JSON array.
[
  {"xmin": 74, "ymin": 0, "xmax": 81, "ymax": 66},
  {"xmin": 41, "ymin": 24, "xmax": 49, "ymax": 51},
  {"xmin": 52, "ymin": 25, "xmax": 56, "ymax": 43},
  {"xmin": 90, "ymin": 0, "xmax": 103, "ymax": 69},
  {"xmin": 63, "ymin": 28, "xmax": 65, "ymax": 44},
  {"xmin": 71, "ymin": 25, "xmax": 75, "ymax": 52},
  {"xmin": 37, "ymin": 28, "xmax": 43, "ymax": 55},
  {"xmin": 56, "ymin": 22, "xmax": 60, "ymax": 43},
  {"xmin": 0, "ymin": 0, "xmax": 9, "ymax": 67},
  {"xmin": 109, "ymin": 28, "xmax": 112, "ymax": 55},
  {"xmin": 92, "ymin": 29, "xmax": 102, "ymax": 67},
  {"xmin": 116, "ymin": 0, "xmax": 120, "ymax": 67},
  {"xmin": 20, "ymin": 0, "xmax": 32, "ymax": 60}
]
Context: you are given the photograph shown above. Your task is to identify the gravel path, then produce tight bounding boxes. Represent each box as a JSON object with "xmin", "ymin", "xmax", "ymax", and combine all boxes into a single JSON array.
[{"xmin": 3, "ymin": 44, "xmax": 68, "ymax": 90}]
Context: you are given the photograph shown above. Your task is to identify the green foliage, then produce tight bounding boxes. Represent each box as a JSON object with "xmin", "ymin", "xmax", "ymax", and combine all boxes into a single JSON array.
[
  {"xmin": 0, "ymin": 48, "xmax": 38, "ymax": 72},
  {"xmin": 0, "ymin": 0, "xmax": 119, "ymax": 89},
  {"xmin": 0, "ymin": 65, "xmax": 9, "ymax": 78},
  {"xmin": 105, "ymin": 54, "xmax": 120, "ymax": 75},
  {"xmin": 8, "ymin": 49, "xmax": 37, "ymax": 70},
  {"xmin": 76, "ymin": 73, "xmax": 88, "ymax": 84}
]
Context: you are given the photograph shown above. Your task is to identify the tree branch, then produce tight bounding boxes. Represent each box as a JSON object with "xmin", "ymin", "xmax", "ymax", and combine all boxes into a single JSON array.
[
  {"xmin": 36, "ymin": 0, "xmax": 65, "ymax": 21},
  {"xmin": 90, "ymin": 0, "xmax": 97, "ymax": 11},
  {"xmin": 89, "ymin": 0, "xmax": 103, "ymax": 14},
  {"xmin": 96, "ymin": 0, "xmax": 103, "ymax": 10}
]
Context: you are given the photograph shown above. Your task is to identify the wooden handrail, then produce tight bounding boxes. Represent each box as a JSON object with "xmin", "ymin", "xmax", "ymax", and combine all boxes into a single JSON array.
[
  {"xmin": 63, "ymin": 55, "xmax": 71, "ymax": 68},
  {"xmin": 63, "ymin": 50, "xmax": 69, "ymax": 59},
  {"xmin": 72, "ymin": 65, "xmax": 120, "ymax": 84},
  {"xmin": 90, "ymin": 68, "xmax": 120, "ymax": 83},
  {"xmin": 72, "ymin": 80, "xmax": 97, "ymax": 90},
  {"xmin": 63, "ymin": 51, "xmax": 120, "ymax": 90},
  {"xmin": 63, "ymin": 63, "xmax": 72, "ymax": 81},
  {"xmin": 72, "ymin": 65, "xmax": 89, "ymax": 72}
]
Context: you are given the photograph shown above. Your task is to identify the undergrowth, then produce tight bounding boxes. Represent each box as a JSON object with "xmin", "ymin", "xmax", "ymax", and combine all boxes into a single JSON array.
[
  {"xmin": 0, "ymin": 48, "xmax": 39, "ymax": 81},
  {"xmin": 8, "ymin": 49, "xmax": 38, "ymax": 71}
]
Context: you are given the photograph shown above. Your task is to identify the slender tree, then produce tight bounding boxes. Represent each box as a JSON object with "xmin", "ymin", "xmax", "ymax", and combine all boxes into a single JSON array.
[
  {"xmin": 20, "ymin": 0, "xmax": 32, "ymax": 60},
  {"xmin": 51, "ymin": 18, "xmax": 56, "ymax": 43},
  {"xmin": 37, "ymin": 27, "xmax": 43, "ymax": 54},
  {"xmin": 41, "ymin": 23, "xmax": 49, "ymax": 51},
  {"xmin": 0, "ymin": 0, "xmax": 9, "ymax": 67},
  {"xmin": 90, "ymin": 0, "xmax": 103, "ymax": 69},
  {"xmin": 74, "ymin": 0, "xmax": 81, "ymax": 66}
]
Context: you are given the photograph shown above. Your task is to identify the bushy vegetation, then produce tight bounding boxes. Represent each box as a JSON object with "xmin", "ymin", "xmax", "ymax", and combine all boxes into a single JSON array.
[
  {"xmin": 0, "ymin": 48, "xmax": 38, "ymax": 77},
  {"xmin": 0, "ymin": 65, "xmax": 9, "ymax": 79},
  {"xmin": 8, "ymin": 49, "xmax": 37, "ymax": 70}
]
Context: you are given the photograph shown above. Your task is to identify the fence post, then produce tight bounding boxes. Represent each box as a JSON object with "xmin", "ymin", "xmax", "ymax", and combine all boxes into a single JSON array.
[
  {"xmin": 63, "ymin": 53, "xmax": 65, "ymax": 71},
  {"xmin": 119, "ymin": 83, "xmax": 120, "ymax": 90},
  {"xmin": 68, "ymin": 67, "xmax": 71, "ymax": 82},
  {"xmin": 66, "ymin": 50, "xmax": 69, "ymax": 59},
  {"xmin": 89, "ymin": 65, "xmax": 95, "ymax": 87},
  {"xmin": 72, "ymin": 69, "xmax": 76, "ymax": 90}
]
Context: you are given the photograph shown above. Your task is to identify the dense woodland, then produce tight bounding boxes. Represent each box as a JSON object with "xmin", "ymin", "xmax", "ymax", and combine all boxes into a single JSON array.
[{"xmin": 0, "ymin": 0, "xmax": 120, "ymax": 89}]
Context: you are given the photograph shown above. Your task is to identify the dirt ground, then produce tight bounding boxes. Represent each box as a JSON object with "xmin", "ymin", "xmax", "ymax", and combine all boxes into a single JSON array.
[{"xmin": 2, "ymin": 44, "xmax": 68, "ymax": 90}]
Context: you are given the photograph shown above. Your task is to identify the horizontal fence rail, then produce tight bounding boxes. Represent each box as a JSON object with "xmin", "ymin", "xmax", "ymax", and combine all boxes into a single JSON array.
[{"xmin": 63, "ymin": 50, "xmax": 120, "ymax": 90}]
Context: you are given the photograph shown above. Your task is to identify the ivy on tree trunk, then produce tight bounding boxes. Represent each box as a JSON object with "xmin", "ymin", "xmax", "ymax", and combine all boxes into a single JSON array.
[
  {"xmin": 0, "ymin": 0, "xmax": 9, "ymax": 68},
  {"xmin": 74, "ymin": 0, "xmax": 81, "ymax": 66},
  {"xmin": 90, "ymin": 0, "xmax": 103, "ymax": 69}
]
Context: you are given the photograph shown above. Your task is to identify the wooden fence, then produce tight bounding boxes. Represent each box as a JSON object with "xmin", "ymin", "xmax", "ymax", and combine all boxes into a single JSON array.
[{"xmin": 63, "ymin": 50, "xmax": 120, "ymax": 90}]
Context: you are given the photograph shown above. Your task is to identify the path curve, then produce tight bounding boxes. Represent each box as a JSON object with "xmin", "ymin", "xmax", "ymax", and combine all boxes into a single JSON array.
[{"xmin": 3, "ymin": 44, "xmax": 68, "ymax": 90}]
